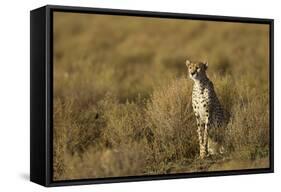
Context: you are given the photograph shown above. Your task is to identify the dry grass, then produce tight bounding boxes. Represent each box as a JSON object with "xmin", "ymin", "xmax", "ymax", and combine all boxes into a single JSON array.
[{"xmin": 53, "ymin": 12, "xmax": 270, "ymax": 180}]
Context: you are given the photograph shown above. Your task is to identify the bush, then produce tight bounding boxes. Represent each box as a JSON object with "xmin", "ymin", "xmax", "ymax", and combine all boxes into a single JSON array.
[
  {"xmin": 146, "ymin": 77, "xmax": 198, "ymax": 173},
  {"xmin": 53, "ymin": 76, "xmax": 270, "ymax": 180},
  {"xmin": 53, "ymin": 93, "xmax": 152, "ymax": 180},
  {"xmin": 224, "ymin": 83, "xmax": 269, "ymax": 160}
]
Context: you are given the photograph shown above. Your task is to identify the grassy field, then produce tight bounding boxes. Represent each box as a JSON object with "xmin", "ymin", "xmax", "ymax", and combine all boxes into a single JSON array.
[{"xmin": 53, "ymin": 12, "xmax": 270, "ymax": 180}]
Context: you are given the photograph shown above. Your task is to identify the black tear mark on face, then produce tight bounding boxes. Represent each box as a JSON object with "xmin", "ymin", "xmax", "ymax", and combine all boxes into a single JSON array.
[{"xmin": 95, "ymin": 113, "xmax": 99, "ymax": 119}]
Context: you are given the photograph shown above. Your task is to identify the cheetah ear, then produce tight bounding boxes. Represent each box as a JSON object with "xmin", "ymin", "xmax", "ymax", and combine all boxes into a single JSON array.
[
  {"xmin": 186, "ymin": 59, "xmax": 191, "ymax": 67},
  {"xmin": 203, "ymin": 61, "xmax": 208, "ymax": 70}
]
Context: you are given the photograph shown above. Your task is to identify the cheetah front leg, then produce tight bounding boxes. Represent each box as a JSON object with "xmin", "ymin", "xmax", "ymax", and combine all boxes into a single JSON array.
[
  {"xmin": 202, "ymin": 117, "xmax": 210, "ymax": 158},
  {"xmin": 196, "ymin": 116, "xmax": 205, "ymax": 159}
]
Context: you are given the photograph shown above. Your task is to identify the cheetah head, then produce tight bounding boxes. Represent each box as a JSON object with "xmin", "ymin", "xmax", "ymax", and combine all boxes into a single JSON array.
[{"xmin": 185, "ymin": 59, "xmax": 208, "ymax": 81}]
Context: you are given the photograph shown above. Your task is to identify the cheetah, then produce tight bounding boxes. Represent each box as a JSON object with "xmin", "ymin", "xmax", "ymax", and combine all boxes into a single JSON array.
[{"xmin": 186, "ymin": 59, "xmax": 230, "ymax": 159}]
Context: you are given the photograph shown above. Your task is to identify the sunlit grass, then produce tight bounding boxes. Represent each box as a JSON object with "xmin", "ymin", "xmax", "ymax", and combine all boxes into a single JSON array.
[{"xmin": 53, "ymin": 12, "xmax": 270, "ymax": 180}]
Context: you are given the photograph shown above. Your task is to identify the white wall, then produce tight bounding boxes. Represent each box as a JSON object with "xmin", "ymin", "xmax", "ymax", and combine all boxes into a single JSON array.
[{"xmin": 0, "ymin": 0, "xmax": 279, "ymax": 191}]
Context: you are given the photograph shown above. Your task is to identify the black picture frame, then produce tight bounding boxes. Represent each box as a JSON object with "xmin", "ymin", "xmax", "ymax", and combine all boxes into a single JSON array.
[{"xmin": 30, "ymin": 4, "xmax": 274, "ymax": 187}]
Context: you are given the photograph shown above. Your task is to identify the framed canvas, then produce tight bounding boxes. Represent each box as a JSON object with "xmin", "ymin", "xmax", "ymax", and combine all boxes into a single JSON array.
[{"xmin": 30, "ymin": 5, "xmax": 274, "ymax": 187}]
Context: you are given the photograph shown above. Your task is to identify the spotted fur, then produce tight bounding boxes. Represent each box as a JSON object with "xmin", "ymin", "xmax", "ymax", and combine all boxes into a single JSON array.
[{"xmin": 186, "ymin": 59, "xmax": 230, "ymax": 159}]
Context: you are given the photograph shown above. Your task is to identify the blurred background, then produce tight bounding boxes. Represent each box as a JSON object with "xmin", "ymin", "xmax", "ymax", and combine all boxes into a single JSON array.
[{"xmin": 53, "ymin": 12, "xmax": 270, "ymax": 180}]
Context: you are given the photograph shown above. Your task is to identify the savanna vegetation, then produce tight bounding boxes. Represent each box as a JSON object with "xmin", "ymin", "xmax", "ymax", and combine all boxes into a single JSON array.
[{"xmin": 53, "ymin": 12, "xmax": 270, "ymax": 180}]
